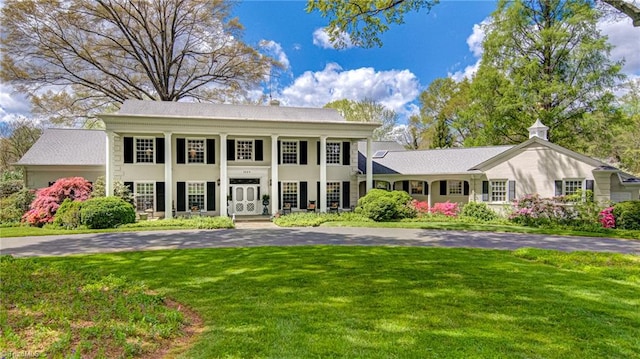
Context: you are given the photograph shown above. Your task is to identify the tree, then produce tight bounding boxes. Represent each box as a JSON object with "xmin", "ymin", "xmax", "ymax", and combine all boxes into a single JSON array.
[
  {"xmin": 324, "ymin": 98, "xmax": 398, "ymax": 141},
  {"xmin": 1, "ymin": 0, "xmax": 275, "ymax": 124},
  {"xmin": 23, "ymin": 177, "xmax": 92, "ymax": 226},
  {"xmin": 467, "ymin": 0, "xmax": 624, "ymax": 149},
  {"xmin": 0, "ymin": 118, "xmax": 42, "ymax": 173},
  {"xmin": 307, "ymin": 0, "xmax": 638, "ymax": 49}
]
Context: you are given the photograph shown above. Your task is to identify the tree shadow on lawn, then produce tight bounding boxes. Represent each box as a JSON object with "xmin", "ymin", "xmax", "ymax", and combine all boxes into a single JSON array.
[{"xmin": 43, "ymin": 246, "xmax": 640, "ymax": 359}]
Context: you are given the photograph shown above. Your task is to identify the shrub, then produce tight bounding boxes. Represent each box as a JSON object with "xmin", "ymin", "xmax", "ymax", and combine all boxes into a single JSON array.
[
  {"xmin": 53, "ymin": 199, "xmax": 84, "ymax": 229},
  {"xmin": 509, "ymin": 194, "xmax": 572, "ymax": 227},
  {"xmin": 80, "ymin": 196, "xmax": 136, "ymax": 229},
  {"xmin": 431, "ymin": 201, "xmax": 460, "ymax": 217},
  {"xmin": 410, "ymin": 200, "xmax": 430, "ymax": 216},
  {"xmin": 355, "ymin": 189, "xmax": 416, "ymax": 222},
  {"xmin": 22, "ymin": 177, "xmax": 92, "ymax": 227},
  {"xmin": 599, "ymin": 207, "xmax": 615, "ymax": 229},
  {"xmin": 461, "ymin": 202, "xmax": 498, "ymax": 221},
  {"xmin": 612, "ymin": 201, "xmax": 640, "ymax": 230},
  {"xmin": 0, "ymin": 179, "xmax": 24, "ymax": 198},
  {"xmin": 0, "ymin": 188, "xmax": 35, "ymax": 224}
]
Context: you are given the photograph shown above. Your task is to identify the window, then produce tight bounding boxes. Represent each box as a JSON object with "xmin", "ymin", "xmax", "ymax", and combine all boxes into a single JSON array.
[
  {"xmin": 448, "ymin": 180, "xmax": 463, "ymax": 195},
  {"xmin": 188, "ymin": 182, "xmax": 205, "ymax": 210},
  {"xmin": 236, "ymin": 140, "xmax": 254, "ymax": 161},
  {"xmin": 187, "ymin": 139, "xmax": 205, "ymax": 164},
  {"xmin": 410, "ymin": 181, "xmax": 424, "ymax": 195},
  {"xmin": 136, "ymin": 138, "xmax": 154, "ymax": 163},
  {"xmin": 135, "ymin": 182, "xmax": 154, "ymax": 211},
  {"xmin": 490, "ymin": 180, "xmax": 507, "ymax": 202},
  {"xmin": 564, "ymin": 180, "xmax": 583, "ymax": 196},
  {"xmin": 375, "ymin": 181, "xmax": 390, "ymax": 190},
  {"xmin": 327, "ymin": 182, "xmax": 341, "ymax": 207},
  {"xmin": 282, "ymin": 182, "xmax": 298, "ymax": 208},
  {"xmin": 281, "ymin": 141, "xmax": 298, "ymax": 164},
  {"xmin": 326, "ymin": 142, "xmax": 341, "ymax": 164}
]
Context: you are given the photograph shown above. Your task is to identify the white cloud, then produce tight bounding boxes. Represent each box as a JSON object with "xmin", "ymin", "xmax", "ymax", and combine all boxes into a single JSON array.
[
  {"xmin": 312, "ymin": 28, "xmax": 355, "ymax": 49},
  {"xmin": 259, "ymin": 39, "xmax": 290, "ymax": 69},
  {"xmin": 280, "ymin": 63, "xmax": 420, "ymax": 117},
  {"xmin": 0, "ymin": 84, "xmax": 31, "ymax": 122},
  {"xmin": 449, "ymin": 18, "xmax": 490, "ymax": 81},
  {"xmin": 599, "ymin": 17, "xmax": 640, "ymax": 76}
]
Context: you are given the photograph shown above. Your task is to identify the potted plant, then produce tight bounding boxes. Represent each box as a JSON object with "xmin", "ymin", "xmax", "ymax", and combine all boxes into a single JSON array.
[{"xmin": 262, "ymin": 194, "xmax": 270, "ymax": 205}]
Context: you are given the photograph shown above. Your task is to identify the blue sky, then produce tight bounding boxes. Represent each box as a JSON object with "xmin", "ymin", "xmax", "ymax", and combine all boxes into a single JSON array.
[{"xmin": 1, "ymin": 0, "xmax": 639, "ymax": 124}]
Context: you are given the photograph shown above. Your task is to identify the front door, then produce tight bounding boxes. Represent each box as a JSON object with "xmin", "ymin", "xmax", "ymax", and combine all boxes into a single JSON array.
[{"xmin": 231, "ymin": 185, "xmax": 258, "ymax": 215}]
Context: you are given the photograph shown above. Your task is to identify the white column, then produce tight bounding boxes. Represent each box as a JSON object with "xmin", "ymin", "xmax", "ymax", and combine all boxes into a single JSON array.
[
  {"xmin": 105, "ymin": 131, "xmax": 115, "ymax": 196},
  {"xmin": 271, "ymin": 134, "xmax": 279, "ymax": 215},
  {"xmin": 320, "ymin": 135, "xmax": 327, "ymax": 212},
  {"xmin": 427, "ymin": 180, "xmax": 432, "ymax": 207},
  {"xmin": 366, "ymin": 137, "xmax": 373, "ymax": 192},
  {"xmin": 219, "ymin": 133, "xmax": 228, "ymax": 217},
  {"xmin": 164, "ymin": 131, "xmax": 173, "ymax": 219}
]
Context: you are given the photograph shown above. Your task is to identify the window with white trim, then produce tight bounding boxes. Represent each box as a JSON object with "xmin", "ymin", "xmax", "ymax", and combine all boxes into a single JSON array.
[
  {"xmin": 326, "ymin": 142, "xmax": 341, "ymax": 164},
  {"xmin": 135, "ymin": 182, "xmax": 154, "ymax": 211},
  {"xmin": 410, "ymin": 181, "xmax": 424, "ymax": 195},
  {"xmin": 327, "ymin": 182, "xmax": 341, "ymax": 207},
  {"xmin": 448, "ymin": 180, "xmax": 463, "ymax": 195},
  {"xmin": 564, "ymin": 179, "xmax": 583, "ymax": 196},
  {"xmin": 236, "ymin": 140, "xmax": 254, "ymax": 161},
  {"xmin": 375, "ymin": 181, "xmax": 390, "ymax": 190},
  {"xmin": 490, "ymin": 180, "xmax": 507, "ymax": 202},
  {"xmin": 188, "ymin": 182, "xmax": 205, "ymax": 210},
  {"xmin": 187, "ymin": 139, "xmax": 205, "ymax": 164},
  {"xmin": 136, "ymin": 138, "xmax": 154, "ymax": 163},
  {"xmin": 282, "ymin": 182, "xmax": 298, "ymax": 208},
  {"xmin": 281, "ymin": 141, "xmax": 298, "ymax": 164}
]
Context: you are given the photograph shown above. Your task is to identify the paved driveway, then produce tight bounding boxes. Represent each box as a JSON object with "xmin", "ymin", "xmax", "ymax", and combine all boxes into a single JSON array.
[{"xmin": 1, "ymin": 227, "xmax": 639, "ymax": 257}]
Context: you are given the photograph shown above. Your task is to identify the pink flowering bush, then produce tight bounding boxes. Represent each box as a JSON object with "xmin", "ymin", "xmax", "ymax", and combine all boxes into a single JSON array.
[
  {"xmin": 509, "ymin": 194, "xmax": 572, "ymax": 227},
  {"xmin": 22, "ymin": 177, "xmax": 92, "ymax": 227},
  {"xmin": 430, "ymin": 201, "xmax": 460, "ymax": 217},
  {"xmin": 410, "ymin": 199, "xmax": 430, "ymax": 216},
  {"xmin": 599, "ymin": 207, "xmax": 615, "ymax": 228}
]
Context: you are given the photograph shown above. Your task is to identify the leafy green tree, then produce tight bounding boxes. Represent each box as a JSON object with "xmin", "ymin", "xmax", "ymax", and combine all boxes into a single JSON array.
[
  {"xmin": 324, "ymin": 98, "xmax": 398, "ymax": 141},
  {"xmin": 1, "ymin": 0, "xmax": 274, "ymax": 125},
  {"xmin": 0, "ymin": 118, "xmax": 42, "ymax": 173},
  {"xmin": 467, "ymin": 0, "xmax": 624, "ymax": 149}
]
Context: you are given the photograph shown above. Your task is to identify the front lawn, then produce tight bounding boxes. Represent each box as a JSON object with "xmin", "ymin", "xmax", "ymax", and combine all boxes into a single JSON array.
[{"xmin": 3, "ymin": 247, "xmax": 639, "ymax": 358}]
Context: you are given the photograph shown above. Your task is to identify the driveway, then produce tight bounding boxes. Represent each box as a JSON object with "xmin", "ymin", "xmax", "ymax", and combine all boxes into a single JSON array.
[{"xmin": 1, "ymin": 227, "xmax": 639, "ymax": 257}]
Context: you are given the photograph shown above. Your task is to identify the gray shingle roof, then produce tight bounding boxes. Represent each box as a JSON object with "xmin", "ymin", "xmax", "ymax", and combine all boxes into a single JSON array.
[
  {"xmin": 17, "ymin": 128, "xmax": 105, "ymax": 166},
  {"xmin": 359, "ymin": 146, "xmax": 514, "ymax": 175},
  {"xmin": 116, "ymin": 100, "xmax": 347, "ymax": 123}
]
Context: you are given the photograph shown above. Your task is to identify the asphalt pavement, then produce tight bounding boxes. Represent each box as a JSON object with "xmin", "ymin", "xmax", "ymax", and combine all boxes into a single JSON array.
[{"xmin": 1, "ymin": 226, "xmax": 639, "ymax": 257}]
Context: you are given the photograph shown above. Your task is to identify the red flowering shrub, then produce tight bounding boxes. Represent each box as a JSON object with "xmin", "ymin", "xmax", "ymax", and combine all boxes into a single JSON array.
[
  {"xmin": 598, "ymin": 207, "xmax": 615, "ymax": 228},
  {"xmin": 430, "ymin": 201, "xmax": 460, "ymax": 217},
  {"xmin": 410, "ymin": 199, "xmax": 430, "ymax": 216},
  {"xmin": 22, "ymin": 177, "xmax": 92, "ymax": 226}
]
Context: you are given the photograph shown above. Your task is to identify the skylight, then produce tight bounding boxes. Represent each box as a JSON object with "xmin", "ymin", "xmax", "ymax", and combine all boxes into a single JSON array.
[{"xmin": 372, "ymin": 150, "xmax": 388, "ymax": 158}]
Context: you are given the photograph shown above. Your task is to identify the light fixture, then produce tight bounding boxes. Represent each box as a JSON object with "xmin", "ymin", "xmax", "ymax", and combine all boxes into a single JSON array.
[{"xmin": 216, "ymin": 179, "xmax": 220, "ymax": 186}]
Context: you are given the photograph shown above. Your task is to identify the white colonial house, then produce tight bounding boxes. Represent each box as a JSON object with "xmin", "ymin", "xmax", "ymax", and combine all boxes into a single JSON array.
[{"xmin": 17, "ymin": 101, "xmax": 640, "ymax": 218}]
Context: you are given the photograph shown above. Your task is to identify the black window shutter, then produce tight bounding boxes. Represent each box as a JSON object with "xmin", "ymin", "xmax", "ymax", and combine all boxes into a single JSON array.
[
  {"xmin": 585, "ymin": 179, "xmax": 594, "ymax": 192},
  {"xmin": 177, "ymin": 138, "xmax": 185, "ymax": 164},
  {"xmin": 124, "ymin": 137, "xmax": 134, "ymax": 163},
  {"xmin": 255, "ymin": 140, "xmax": 263, "ymax": 161},
  {"xmin": 463, "ymin": 181, "xmax": 470, "ymax": 196},
  {"xmin": 402, "ymin": 181, "xmax": 409, "ymax": 193},
  {"xmin": 316, "ymin": 141, "xmax": 320, "ymax": 165},
  {"xmin": 440, "ymin": 181, "xmax": 447, "ymax": 196},
  {"xmin": 124, "ymin": 182, "xmax": 134, "ymax": 194},
  {"xmin": 555, "ymin": 180, "xmax": 563, "ymax": 196},
  {"xmin": 206, "ymin": 139, "xmax": 216, "ymax": 164},
  {"xmin": 278, "ymin": 181, "xmax": 282, "ymax": 209},
  {"xmin": 177, "ymin": 182, "xmax": 186, "ymax": 211},
  {"xmin": 300, "ymin": 141, "xmax": 307, "ymax": 165},
  {"xmin": 342, "ymin": 141, "xmax": 350, "ymax": 165},
  {"xmin": 300, "ymin": 182, "xmax": 308, "ymax": 209},
  {"xmin": 156, "ymin": 138, "xmax": 165, "ymax": 164},
  {"xmin": 482, "ymin": 181, "xmax": 489, "ymax": 201},
  {"xmin": 277, "ymin": 140, "xmax": 281, "ymax": 164},
  {"xmin": 227, "ymin": 139, "xmax": 235, "ymax": 161},
  {"xmin": 424, "ymin": 182, "xmax": 429, "ymax": 195},
  {"xmin": 207, "ymin": 182, "xmax": 216, "ymax": 211},
  {"xmin": 342, "ymin": 181, "xmax": 350, "ymax": 208},
  {"xmin": 508, "ymin": 180, "xmax": 516, "ymax": 201},
  {"xmin": 156, "ymin": 182, "xmax": 165, "ymax": 211},
  {"xmin": 317, "ymin": 181, "xmax": 321, "ymax": 208}
]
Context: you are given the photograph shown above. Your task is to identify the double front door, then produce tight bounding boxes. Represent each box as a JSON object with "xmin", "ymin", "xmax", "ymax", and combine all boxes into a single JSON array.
[{"xmin": 230, "ymin": 183, "xmax": 259, "ymax": 215}]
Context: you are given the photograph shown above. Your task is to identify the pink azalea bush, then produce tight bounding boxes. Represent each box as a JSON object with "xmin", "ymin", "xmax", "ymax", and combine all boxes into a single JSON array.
[
  {"xmin": 410, "ymin": 199, "xmax": 430, "ymax": 216},
  {"xmin": 509, "ymin": 194, "xmax": 571, "ymax": 227},
  {"xmin": 430, "ymin": 201, "xmax": 460, "ymax": 217},
  {"xmin": 23, "ymin": 177, "xmax": 92, "ymax": 227},
  {"xmin": 598, "ymin": 207, "xmax": 615, "ymax": 229}
]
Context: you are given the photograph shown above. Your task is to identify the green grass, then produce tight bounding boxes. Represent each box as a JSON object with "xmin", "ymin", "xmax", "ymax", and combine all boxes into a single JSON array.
[
  {"xmin": 0, "ymin": 255, "xmax": 186, "ymax": 358},
  {"xmin": 4, "ymin": 247, "xmax": 639, "ymax": 358}
]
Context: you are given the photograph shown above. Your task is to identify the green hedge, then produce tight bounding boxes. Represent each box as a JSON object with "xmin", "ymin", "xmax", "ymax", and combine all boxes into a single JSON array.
[
  {"xmin": 613, "ymin": 201, "xmax": 640, "ymax": 230},
  {"xmin": 355, "ymin": 189, "xmax": 416, "ymax": 222},
  {"xmin": 80, "ymin": 196, "xmax": 136, "ymax": 229},
  {"xmin": 53, "ymin": 199, "xmax": 83, "ymax": 229}
]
